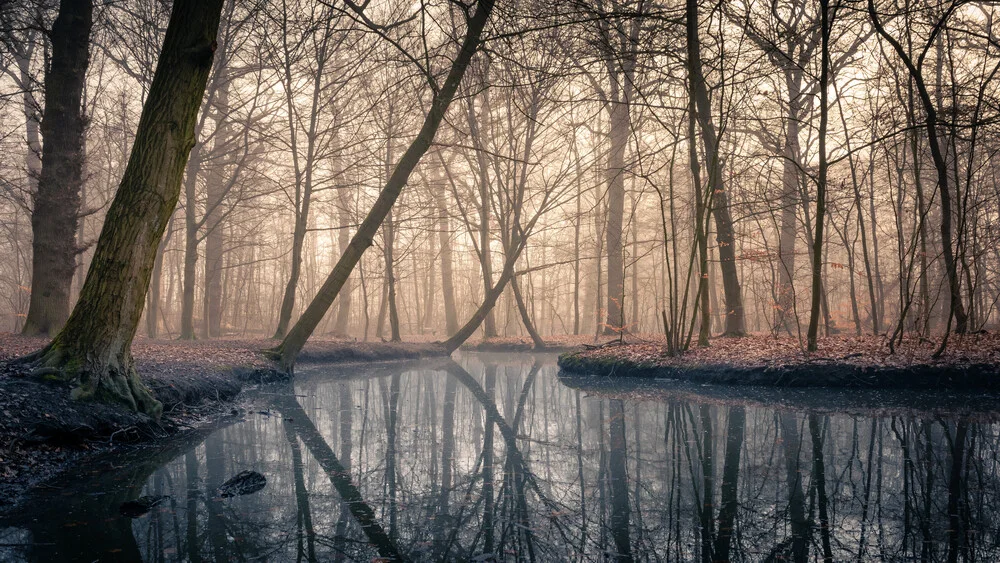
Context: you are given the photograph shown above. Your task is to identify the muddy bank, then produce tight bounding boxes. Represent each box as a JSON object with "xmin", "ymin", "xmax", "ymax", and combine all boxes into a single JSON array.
[
  {"xmin": 0, "ymin": 361, "xmax": 279, "ymax": 512},
  {"xmin": 558, "ymin": 373, "xmax": 1000, "ymax": 421},
  {"xmin": 558, "ymin": 334, "xmax": 1000, "ymax": 390},
  {"xmin": 0, "ymin": 336, "xmax": 447, "ymax": 512},
  {"xmin": 297, "ymin": 340, "xmax": 449, "ymax": 363},
  {"xmin": 461, "ymin": 335, "xmax": 624, "ymax": 353}
]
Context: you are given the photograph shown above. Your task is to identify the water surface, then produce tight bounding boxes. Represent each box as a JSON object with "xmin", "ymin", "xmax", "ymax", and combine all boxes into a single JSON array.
[{"xmin": 2, "ymin": 352, "xmax": 999, "ymax": 562}]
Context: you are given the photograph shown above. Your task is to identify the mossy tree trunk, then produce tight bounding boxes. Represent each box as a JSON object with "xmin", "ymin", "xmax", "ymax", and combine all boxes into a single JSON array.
[
  {"xmin": 22, "ymin": 0, "xmax": 226, "ymax": 417},
  {"xmin": 22, "ymin": 0, "xmax": 92, "ymax": 337},
  {"xmin": 273, "ymin": 0, "xmax": 495, "ymax": 371}
]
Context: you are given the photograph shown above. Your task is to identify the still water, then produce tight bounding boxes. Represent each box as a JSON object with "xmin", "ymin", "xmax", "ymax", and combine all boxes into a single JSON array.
[{"xmin": 2, "ymin": 352, "xmax": 1000, "ymax": 562}]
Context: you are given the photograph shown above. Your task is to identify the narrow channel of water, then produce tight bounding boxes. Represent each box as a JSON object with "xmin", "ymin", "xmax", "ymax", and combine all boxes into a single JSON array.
[{"xmin": 2, "ymin": 352, "xmax": 998, "ymax": 561}]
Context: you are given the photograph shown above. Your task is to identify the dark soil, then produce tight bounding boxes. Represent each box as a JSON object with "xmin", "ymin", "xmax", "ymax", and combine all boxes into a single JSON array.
[
  {"xmin": 0, "ymin": 334, "xmax": 448, "ymax": 512},
  {"xmin": 558, "ymin": 334, "xmax": 1000, "ymax": 389}
]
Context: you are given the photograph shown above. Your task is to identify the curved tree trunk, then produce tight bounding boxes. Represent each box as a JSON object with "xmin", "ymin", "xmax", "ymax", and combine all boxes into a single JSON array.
[
  {"xmin": 511, "ymin": 275, "xmax": 545, "ymax": 349},
  {"xmin": 22, "ymin": 0, "xmax": 93, "ymax": 336},
  {"xmin": 442, "ymin": 237, "xmax": 522, "ymax": 353},
  {"xmin": 22, "ymin": 0, "xmax": 226, "ymax": 417}
]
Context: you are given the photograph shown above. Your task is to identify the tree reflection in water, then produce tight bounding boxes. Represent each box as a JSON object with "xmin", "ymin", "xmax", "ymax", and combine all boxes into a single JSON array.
[{"xmin": 3, "ymin": 353, "xmax": 1000, "ymax": 562}]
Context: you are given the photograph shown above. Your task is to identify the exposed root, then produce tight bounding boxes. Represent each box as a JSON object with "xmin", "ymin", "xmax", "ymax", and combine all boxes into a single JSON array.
[{"xmin": 20, "ymin": 341, "xmax": 163, "ymax": 419}]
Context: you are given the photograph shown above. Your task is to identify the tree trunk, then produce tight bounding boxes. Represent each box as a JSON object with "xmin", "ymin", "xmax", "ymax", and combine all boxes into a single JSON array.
[
  {"xmin": 22, "ymin": 0, "xmax": 93, "ymax": 336},
  {"xmin": 433, "ymin": 159, "xmax": 459, "ymax": 336},
  {"xmin": 273, "ymin": 187, "xmax": 310, "ymax": 339},
  {"xmin": 382, "ymin": 123, "xmax": 401, "ymax": 342},
  {"xmin": 275, "ymin": 391, "xmax": 403, "ymax": 561},
  {"xmin": 180, "ymin": 144, "xmax": 202, "ymax": 340},
  {"xmin": 713, "ymin": 406, "xmax": 745, "ymax": 561},
  {"xmin": 690, "ymin": 95, "xmax": 711, "ymax": 346},
  {"xmin": 776, "ymin": 82, "xmax": 802, "ymax": 336},
  {"xmin": 604, "ymin": 97, "xmax": 628, "ymax": 336},
  {"xmin": 333, "ymin": 187, "xmax": 354, "ymax": 336},
  {"xmin": 779, "ymin": 413, "xmax": 809, "ymax": 562},
  {"xmin": 442, "ymin": 231, "xmax": 528, "ymax": 353},
  {"xmin": 809, "ymin": 414, "xmax": 834, "ymax": 562},
  {"xmin": 686, "ymin": 0, "xmax": 745, "ymax": 336},
  {"xmin": 573, "ymin": 157, "xmax": 582, "ymax": 335},
  {"xmin": 466, "ymin": 90, "xmax": 498, "ymax": 338},
  {"xmin": 146, "ymin": 214, "xmax": 174, "ymax": 338},
  {"xmin": 273, "ymin": 0, "xmax": 494, "ymax": 371},
  {"xmin": 21, "ymin": 0, "xmax": 226, "ymax": 417},
  {"xmin": 807, "ymin": 0, "xmax": 829, "ymax": 352},
  {"xmin": 272, "ymin": 11, "xmax": 328, "ymax": 339},
  {"xmin": 202, "ymin": 79, "xmax": 230, "ymax": 339},
  {"xmin": 511, "ymin": 275, "xmax": 545, "ymax": 349},
  {"xmin": 385, "ymin": 208, "xmax": 401, "ymax": 341}
]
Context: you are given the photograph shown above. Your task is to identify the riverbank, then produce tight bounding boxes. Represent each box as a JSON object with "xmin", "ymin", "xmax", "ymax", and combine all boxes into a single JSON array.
[
  {"xmin": 558, "ymin": 334, "xmax": 1000, "ymax": 389},
  {"xmin": 0, "ymin": 335, "xmax": 448, "ymax": 510},
  {"xmin": 462, "ymin": 334, "xmax": 602, "ymax": 353}
]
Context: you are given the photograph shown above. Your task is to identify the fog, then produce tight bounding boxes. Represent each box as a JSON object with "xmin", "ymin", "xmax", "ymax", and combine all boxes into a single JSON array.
[{"xmin": 2, "ymin": 0, "xmax": 997, "ymax": 347}]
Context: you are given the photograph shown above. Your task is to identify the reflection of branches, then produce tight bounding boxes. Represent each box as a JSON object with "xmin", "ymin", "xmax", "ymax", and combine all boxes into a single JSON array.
[
  {"xmin": 271, "ymin": 392, "xmax": 405, "ymax": 562},
  {"xmin": 442, "ymin": 360, "xmax": 576, "ymax": 555},
  {"xmin": 283, "ymin": 414, "xmax": 318, "ymax": 562}
]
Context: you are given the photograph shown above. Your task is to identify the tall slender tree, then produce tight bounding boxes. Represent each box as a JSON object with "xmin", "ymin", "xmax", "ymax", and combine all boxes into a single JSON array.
[
  {"xmin": 687, "ymin": 0, "xmax": 746, "ymax": 336},
  {"xmin": 807, "ymin": 0, "xmax": 831, "ymax": 352},
  {"xmin": 22, "ymin": 0, "xmax": 93, "ymax": 336}
]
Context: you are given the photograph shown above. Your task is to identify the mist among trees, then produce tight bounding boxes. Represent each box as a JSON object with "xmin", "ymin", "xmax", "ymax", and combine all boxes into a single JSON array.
[{"xmin": 0, "ymin": 0, "xmax": 998, "ymax": 408}]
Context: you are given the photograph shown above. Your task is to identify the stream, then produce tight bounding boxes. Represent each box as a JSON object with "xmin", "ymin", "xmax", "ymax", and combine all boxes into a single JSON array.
[{"xmin": 2, "ymin": 352, "xmax": 999, "ymax": 561}]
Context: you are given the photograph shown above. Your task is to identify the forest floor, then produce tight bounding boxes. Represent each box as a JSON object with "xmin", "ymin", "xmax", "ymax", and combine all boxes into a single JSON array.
[
  {"xmin": 559, "ymin": 332, "xmax": 1000, "ymax": 388},
  {"xmin": 0, "ymin": 334, "xmax": 448, "ymax": 511}
]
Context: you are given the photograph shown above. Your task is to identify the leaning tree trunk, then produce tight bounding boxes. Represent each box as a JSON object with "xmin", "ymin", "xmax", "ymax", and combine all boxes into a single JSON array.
[
  {"xmin": 442, "ymin": 234, "xmax": 527, "ymax": 353},
  {"xmin": 21, "ymin": 0, "xmax": 226, "ymax": 417},
  {"xmin": 272, "ymin": 0, "xmax": 495, "ymax": 371},
  {"xmin": 22, "ymin": 0, "xmax": 93, "ymax": 336}
]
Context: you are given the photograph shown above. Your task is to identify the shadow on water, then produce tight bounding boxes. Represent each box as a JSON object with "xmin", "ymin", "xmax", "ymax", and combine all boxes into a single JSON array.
[{"xmin": 2, "ymin": 352, "xmax": 999, "ymax": 561}]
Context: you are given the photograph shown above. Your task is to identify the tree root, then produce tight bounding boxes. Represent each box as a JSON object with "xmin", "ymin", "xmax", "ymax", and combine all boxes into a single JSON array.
[{"xmin": 18, "ymin": 341, "xmax": 163, "ymax": 419}]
